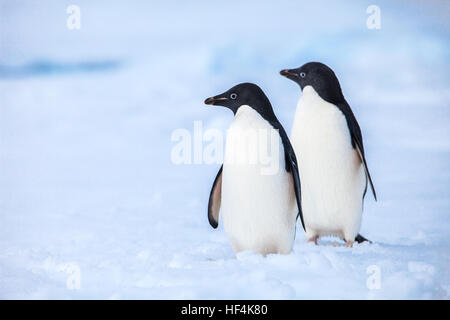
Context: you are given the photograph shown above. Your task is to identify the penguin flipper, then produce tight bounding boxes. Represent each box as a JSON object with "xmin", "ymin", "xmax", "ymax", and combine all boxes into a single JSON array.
[
  {"xmin": 354, "ymin": 138, "xmax": 377, "ymax": 201},
  {"xmin": 207, "ymin": 165, "xmax": 223, "ymax": 228},
  {"xmin": 337, "ymin": 101, "xmax": 377, "ymax": 201},
  {"xmin": 287, "ymin": 150, "xmax": 305, "ymax": 232},
  {"xmin": 269, "ymin": 121, "xmax": 305, "ymax": 232}
]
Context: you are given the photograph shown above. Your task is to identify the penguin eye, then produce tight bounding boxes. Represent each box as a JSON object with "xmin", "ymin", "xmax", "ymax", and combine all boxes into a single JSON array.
[
  {"xmin": 230, "ymin": 93, "xmax": 237, "ymax": 99},
  {"xmin": 300, "ymin": 72, "xmax": 306, "ymax": 78}
]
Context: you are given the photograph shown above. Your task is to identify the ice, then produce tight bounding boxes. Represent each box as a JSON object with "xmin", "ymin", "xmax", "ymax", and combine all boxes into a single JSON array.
[{"xmin": 0, "ymin": 0, "xmax": 449, "ymax": 299}]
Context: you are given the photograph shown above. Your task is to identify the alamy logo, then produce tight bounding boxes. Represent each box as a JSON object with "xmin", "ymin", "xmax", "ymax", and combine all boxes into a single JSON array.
[
  {"xmin": 366, "ymin": 5, "xmax": 381, "ymax": 30},
  {"xmin": 66, "ymin": 5, "xmax": 81, "ymax": 30},
  {"xmin": 171, "ymin": 121, "xmax": 281, "ymax": 175},
  {"xmin": 57, "ymin": 262, "xmax": 82, "ymax": 290},
  {"xmin": 40, "ymin": 258, "xmax": 82, "ymax": 290},
  {"xmin": 366, "ymin": 265, "xmax": 381, "ymax": 290}
]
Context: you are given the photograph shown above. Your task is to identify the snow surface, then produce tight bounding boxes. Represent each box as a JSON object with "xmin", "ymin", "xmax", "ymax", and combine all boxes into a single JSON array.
[{"xmin": 0, "ymin": 0, "xmax": 449, "ymax": 299}]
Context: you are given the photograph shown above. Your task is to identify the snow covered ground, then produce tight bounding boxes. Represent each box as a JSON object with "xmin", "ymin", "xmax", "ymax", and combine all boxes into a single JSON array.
[{"xmin": 0, "ymin": 0, "xmax": 449, "ymax": 299}]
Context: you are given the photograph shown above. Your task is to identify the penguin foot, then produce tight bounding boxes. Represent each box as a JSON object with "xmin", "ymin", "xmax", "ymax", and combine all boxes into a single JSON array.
[
  {"xmin": 307, "ymin": 236, "xmax": 319, "ymax": 245},
  {"xmin": 345, "ymin": 241, "xmax": 354, "ymax": 248},
  {"xmin": 355, "ymin": 234, "xmax": 372, "ymax": 244}
]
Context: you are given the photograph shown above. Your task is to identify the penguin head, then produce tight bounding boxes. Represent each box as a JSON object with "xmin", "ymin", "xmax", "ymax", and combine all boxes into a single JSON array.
[
  {"xmin": 205, "ymin": 82, "xmax": 274, "ymax": 116},
  {"xmin": 280, "ymin": 62, "xmax": 344, "ymax": 103}
]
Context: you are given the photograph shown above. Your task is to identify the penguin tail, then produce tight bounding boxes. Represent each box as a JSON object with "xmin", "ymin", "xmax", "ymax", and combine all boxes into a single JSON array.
[{"xmin": 355, "ymin": 234, "xmax": 372, "ymax": 244}]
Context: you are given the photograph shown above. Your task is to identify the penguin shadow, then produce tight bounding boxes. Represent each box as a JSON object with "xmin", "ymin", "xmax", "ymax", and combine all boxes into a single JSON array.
[
  {"xmin": 302, "ymin": 238, "xmax": 411, "ymax": 254},
  {"xmin": 302, "ymin": 236, "xmax": 375, "ymax": 249},
  {"xmin": 308, "ymin": 239, "xmax": 346, "ymax": 248}
]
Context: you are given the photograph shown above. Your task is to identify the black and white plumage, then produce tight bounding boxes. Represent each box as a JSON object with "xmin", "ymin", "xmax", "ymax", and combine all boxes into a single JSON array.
[
  {"xmin": 280, "ymin": 62, "xmax": 376, "ymax": 246},
  {"xmin": 205, "ymin": 83, "xmax": 304, "ymax": 255}
]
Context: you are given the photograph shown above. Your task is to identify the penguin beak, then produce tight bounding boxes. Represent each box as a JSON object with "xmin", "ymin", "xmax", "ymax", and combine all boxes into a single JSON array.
[
  {"xmin": 280, "ymin": 69, "xmax": 299, "ymax": 79},
  {"xmin": 204, "ymin": 95, "xmax": 228, "ymax": 106}
]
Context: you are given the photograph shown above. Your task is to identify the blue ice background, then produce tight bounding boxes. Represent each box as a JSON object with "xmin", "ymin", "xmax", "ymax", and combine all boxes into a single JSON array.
[{"xmin": 0, "ymin": 0, "xmax": 449, "ymax": 299}]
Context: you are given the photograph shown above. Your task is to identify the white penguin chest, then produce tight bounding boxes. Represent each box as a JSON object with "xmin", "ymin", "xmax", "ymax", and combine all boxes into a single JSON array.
[
  {"xmin": 290, "ymin": 86, "xmax": 365, "ymax": 238},
  {"xmin": 221, "ymin": 106, "xmax": 296, "ymax": 255},
  {"xmin": 292, "ymin": 86, "xmax": 352, "ymax": 157}
]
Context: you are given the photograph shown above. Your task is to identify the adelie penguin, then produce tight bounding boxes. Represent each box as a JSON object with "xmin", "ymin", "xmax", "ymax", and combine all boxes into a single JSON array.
[
  {"xmin": 204, "ymin": 83, "xmax": 304, "ymax": 255},
  {"xmin": 280, "ymin": 62, "xmax": 376, "ymax": 247}
]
